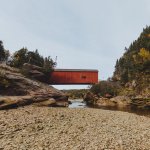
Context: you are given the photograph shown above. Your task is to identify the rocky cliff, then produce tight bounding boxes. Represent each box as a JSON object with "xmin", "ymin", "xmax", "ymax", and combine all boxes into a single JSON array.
[{"xmin": 0, "ymin": 64, "xmax": 68, "ymax": 109}]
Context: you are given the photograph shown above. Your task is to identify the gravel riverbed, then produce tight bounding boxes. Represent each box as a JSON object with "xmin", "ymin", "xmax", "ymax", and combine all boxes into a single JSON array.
[{"xmin": 0, "ymin": 106, "xmax": 150, "ymax": 150}]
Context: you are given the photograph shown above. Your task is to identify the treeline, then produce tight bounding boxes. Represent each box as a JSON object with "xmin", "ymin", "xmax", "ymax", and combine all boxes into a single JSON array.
[
  {"xmin": 113, "ymin": 26, "xmax": 150, "ymax": 84},
  {"xmin": 90, "ymin": 26, "xmax": 150, "ymax": 97},
  {"xmin": 0, "ymin": 41, "xmax": 56, "ymax": 75}
]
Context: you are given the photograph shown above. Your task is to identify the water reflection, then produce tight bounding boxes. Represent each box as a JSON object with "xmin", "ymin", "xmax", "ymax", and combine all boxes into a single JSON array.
[
  {"xmin": 69, "ymin": 99, "xmax": 87, "ymax": 108},
  {"xmin": 69, "ymin": 99, "xmax": 150, "ymax": 117}
]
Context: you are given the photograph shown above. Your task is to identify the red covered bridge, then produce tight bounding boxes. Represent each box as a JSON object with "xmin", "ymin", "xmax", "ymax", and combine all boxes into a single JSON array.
[{"xmin": 49, "ymin": 69, "xmax": 98, "ymax": 85}]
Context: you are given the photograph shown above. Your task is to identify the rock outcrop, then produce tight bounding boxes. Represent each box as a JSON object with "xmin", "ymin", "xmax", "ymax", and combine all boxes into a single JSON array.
[
  {"xmin": 110, "ymin": 96, "xmax": 132, "ymax": 108},
  {"xmin": 83, "ymin": 92, "xmax": 98, "ymax": 105},
  {"xmin": 22, "ymin": 63, "xmax": 47, "ymax": 82},
  {"xmin": 0, "ymin": 64, "xmax": 68, "ymax": 110},
  {"xmin": 84, "ymin": 92, "xmax": 150, "ymax": 109},
  {"xmin": 84, "ymin": 92, "xmax": 116, "ymax": 107}
]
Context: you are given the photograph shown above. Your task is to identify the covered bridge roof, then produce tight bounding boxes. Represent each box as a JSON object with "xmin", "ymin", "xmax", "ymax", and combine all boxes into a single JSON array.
[{"xmin": 54, "ymin": 69, "xmax": 98, "ymax": 72}]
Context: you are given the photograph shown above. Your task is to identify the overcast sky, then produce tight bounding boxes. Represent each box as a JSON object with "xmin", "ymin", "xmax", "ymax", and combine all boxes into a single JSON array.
[{"xmin": 1, "ymin": 0, "xmax": 150, "ymax": 89}]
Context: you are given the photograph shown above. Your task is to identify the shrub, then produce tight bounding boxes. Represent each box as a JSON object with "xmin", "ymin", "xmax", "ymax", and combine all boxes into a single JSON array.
[
  {"xmin": 10, "ymin": 48, "xmax": 56, "ymax": 80},
  {"xmin": 90, "ymin": 80, "xmax": 121, "ymax": 97}
]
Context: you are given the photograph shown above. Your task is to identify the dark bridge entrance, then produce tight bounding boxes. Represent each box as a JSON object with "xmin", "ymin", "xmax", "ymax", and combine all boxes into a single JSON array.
[{"xmin": 49, "ymin": 69, "xmax": 98, "ymax": 85}]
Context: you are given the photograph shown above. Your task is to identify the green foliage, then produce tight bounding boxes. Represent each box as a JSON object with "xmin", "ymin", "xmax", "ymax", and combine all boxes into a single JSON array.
[
  {"xmin": 10, "ymin": 48, "xmax": 56, "ymax": 74},
  {"xmin": 90, "ymin": 81, "xmax": 121, "ymax": 97},
  {"xmin": 27, "ymin": 49, "xmax": 44, "ymax": 67},
  {"xmin": 113, "ymin": 26, "xmax": 150, "ymax": 85},
  {"xmin": 4, "ymin": 50, "xmax": 10, "ymax": 61},
  {"xmin": 43, "ymin": 56, "xmax": 56, "ymax": 75},
  {"xmin": 63, "ymin": 89, "xmax": 88, "ymax": 99},
  {"xmin": 0, "ymin": 41, "xmax": 9, "ymax": 62},
  {"xmin": 0, "ymin": 41, "xmax": 5, "ymax": 61},
  {"xmin": 0, "ymin": 41, "xmax": 56, "ymax": 83},
  {"xmin": 11, "ymin": 48, "xmax": 28, "ymax": 68}
]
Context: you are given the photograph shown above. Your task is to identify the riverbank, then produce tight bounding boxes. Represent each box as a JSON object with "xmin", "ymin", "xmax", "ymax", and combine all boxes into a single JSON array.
[
  {"xmin": 84, "ymin": 92, "xmax": 150, "ymax": 111},
  {"xmin": 0, "ymin": 64, "xmax": 68, "ymax": 109},
  {"xmin": 0, "ymin": 106, "xmax": 150, "ymax": 150}
]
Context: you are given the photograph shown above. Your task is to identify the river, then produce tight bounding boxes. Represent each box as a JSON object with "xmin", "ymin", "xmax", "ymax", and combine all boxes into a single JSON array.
[
  {"xmin": 69, "ymin": 99, "xmax": 87, "ymax": 108},
  {"xmin": 69, "ymin": 99, "xmax": 150, "ymax": 117}
]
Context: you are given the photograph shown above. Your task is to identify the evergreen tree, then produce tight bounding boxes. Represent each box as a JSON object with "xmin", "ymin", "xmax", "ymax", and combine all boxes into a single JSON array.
[
  {"xmin": 113, "ymin": 26, "xmax": 150, "ymax": 88},
  {"xmin": 0, "ymin": 41, "xmax": 6, "ymax": 62},
  {"xmin": 27, "ymin": 49, "xmax": 44, "ymax": 67},
  {"xmin": 11, "ymin": 48, "xmax": 28, "ymax": 68},
  {"xmin": 10, "ymin": 48, "xmax": 56, "ymax": 76}
]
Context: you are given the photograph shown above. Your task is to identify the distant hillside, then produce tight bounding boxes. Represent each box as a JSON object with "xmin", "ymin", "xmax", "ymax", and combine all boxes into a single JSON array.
[{"xmin": 113, "ymin": 26, "xmax": 150, "ymax": 97}]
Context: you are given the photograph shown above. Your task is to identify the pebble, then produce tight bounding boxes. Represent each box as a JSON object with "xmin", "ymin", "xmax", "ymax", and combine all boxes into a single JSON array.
[{"xmin": 0, "ymin": 106, "xmax": 150, "ymax": 150}]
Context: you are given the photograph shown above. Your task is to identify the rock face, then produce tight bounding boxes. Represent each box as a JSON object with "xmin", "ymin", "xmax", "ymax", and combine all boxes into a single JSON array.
[
  {"xmin": 83, "ymin": 92, "xmax": 98, "ymax": 105},
  {"xmin": 131, "ymin": 98, "xmax": 150, "ymax": 109},
  {"xmin": 84, "ymin": 92, "xmax": 116, "ymax": 107},
  {"xmin": 23, "ymin": 63, "xmax": 47, "ymax": 82},
  {"xmin": 96, "ymin": 98, "xmax": 116, "ymax": 107},
  {"xmin": 84, "ymin": 92, "xmax": 150, "ymax": 109},
  {"xmin": 110, "ymin": 96, "xmax": 132, "ymax": 108},
  {"xmin": 0, "ymin": 64, "xmax": 68, "ymax": 109}
]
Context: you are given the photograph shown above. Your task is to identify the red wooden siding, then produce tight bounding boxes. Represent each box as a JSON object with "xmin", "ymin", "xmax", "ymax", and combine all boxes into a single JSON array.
[{"xmin": 49, "ymin": 69, "xmax": 98, "ymax": 85}]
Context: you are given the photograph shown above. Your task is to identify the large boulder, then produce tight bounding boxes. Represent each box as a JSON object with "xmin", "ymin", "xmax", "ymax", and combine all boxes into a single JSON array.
[
  {"xmin": 84, "ymin": 92, "xmax": 98, "ymax": 105},
  {"xmin": 84, "ymin": 92, "xmax": 116, "ymax": 107}
]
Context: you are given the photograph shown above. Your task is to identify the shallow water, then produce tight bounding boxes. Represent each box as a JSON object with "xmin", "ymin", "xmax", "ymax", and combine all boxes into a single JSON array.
[
  {"xmin": 69, "ymin": 99, "xmax": 87, "ymax": 108},
  {"xmin": 69, "ymin": 99, "xmax": 150, "ymax": 117}
]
